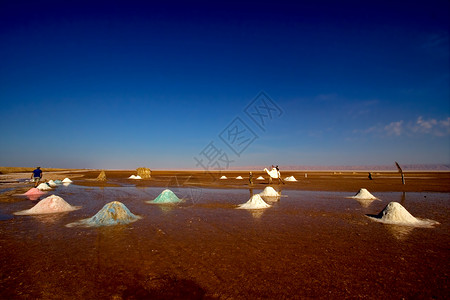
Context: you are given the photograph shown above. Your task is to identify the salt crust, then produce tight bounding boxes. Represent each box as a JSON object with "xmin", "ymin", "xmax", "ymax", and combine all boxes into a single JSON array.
[
  {"xmin": 367, "ymin": 202, "xmax": 439, "ymax": 227},
  {"xmin": 66, "ymin": 201, "xmax": 140, "ymax": 227},
  {"xmin": 237, "ymin": 194, "xmax": 271, "ymax": 209},
  {"xmin": 15, "ymin": 195, "xmax": 79, "ymax": 215},
  {"xmin": 350, "ymin": 188, "xmax": 377, "ymax": 200}
]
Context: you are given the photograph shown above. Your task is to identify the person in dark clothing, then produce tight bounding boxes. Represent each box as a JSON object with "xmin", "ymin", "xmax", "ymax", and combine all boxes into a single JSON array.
[
  {"xmin": 249, "ymin": 172, "xmax": 253, "ymax": 185},
  {"xmin": 31, "ymin": 167, "xmax": 43, "ymax": 187}
]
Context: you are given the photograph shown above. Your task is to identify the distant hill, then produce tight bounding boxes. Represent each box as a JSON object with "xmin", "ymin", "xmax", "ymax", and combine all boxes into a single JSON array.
[{"xmin": 229, "ymin": 164, "xmax": 450, "ymax": 171}]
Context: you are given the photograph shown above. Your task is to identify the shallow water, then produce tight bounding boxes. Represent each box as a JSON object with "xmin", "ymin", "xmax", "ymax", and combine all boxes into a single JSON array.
[{"xmin": 0, "ymin": 185, "xmax": 448, "ymax": 299}]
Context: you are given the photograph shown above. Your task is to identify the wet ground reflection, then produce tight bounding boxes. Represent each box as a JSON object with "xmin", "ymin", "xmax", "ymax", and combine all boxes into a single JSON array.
[{"xmin": 0, "ymin": 186, "xmax": 448, "ymax": 299}]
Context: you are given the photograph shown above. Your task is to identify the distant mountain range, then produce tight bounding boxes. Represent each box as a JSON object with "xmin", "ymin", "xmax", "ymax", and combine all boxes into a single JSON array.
[{"xmin": 229, "ymin": 164, "xmax": 450, "ymax": 171}]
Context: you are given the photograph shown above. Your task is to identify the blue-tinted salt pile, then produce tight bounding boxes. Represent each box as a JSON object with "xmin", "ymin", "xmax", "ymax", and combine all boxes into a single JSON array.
[
  {"xmin": 66, "ymin": 201, "xmax": 140, "ymax": 227},
  {"xmin": 147, "ymin": 189, "xmax": 182, "ymax": 204}
]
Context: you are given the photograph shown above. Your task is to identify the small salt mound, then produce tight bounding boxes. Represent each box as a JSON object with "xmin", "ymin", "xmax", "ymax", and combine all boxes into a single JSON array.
[
  {"xmin": 54, "ymin": 180, "xmax": 62, "ymax": 184},
  {"xmin": 259, "ymin": 186, "xmax": 280, "ymax": 197},
  {"xmin": 148, "ymin": 189, "xmax": 182, "ymax": 204},
  {"xmin": 66, "ymin": 201, "xmax": 140, "ymax": 227},
  {"xmin": 284, "ymin": 176, "xmax": 297, "ymax": 182},
  {"xmin": 220, "ymin": 176, "xmax": 227, "ymax": 179},
  {"xmin": 24, "ymin": 188, "xmax": 46, "ymax": 196},
  {"xmin": 351, "ymin": 188, "xmax": 377, "ymax": 200},
  {"xmin": 62, "ymin": 178, "xmax": 72, "ymax": 183},
  {"xmin": 15, "ymin": 195, "xmax": 79, "ymax": 215},
  {"xmin": 37, "ymin": 183, "xmax": 52, "ymax": 191},
  {"xmin": 132, "ymin": 175, "xmax": 142, "ymax": 179},
  {"xmin": 367, "ymin": 202, "xmax": 439, "ymax": 227},
  {"xmin": 237, "ymin": 194, "xmax": 271, "ymax": 209},
  {"xmin": 128, "ymin": 175, "xmax": 137, "ymax": 179},
  {"xmin": 256, "ymin": 176, "xmax": 265, "ymax": 180},
  {"xmin": 236, "ymin": 176, "xmax": 243, "ymax": 179},
  {"xmin": 47, "ymin": 180, "xmax": 58, "ymax": 187}
]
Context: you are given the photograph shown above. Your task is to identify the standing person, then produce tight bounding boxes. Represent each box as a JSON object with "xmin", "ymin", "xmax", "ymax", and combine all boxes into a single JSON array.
[
  {"xmin": 249, "ymin": 172, "xmax": 253, "ymax": 185},
  {"xmin": 31, "ymin": 166, "xmax": 43, "ymax": 188}
]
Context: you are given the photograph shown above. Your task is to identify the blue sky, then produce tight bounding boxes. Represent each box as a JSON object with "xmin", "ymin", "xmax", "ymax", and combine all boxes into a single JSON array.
[{"xmin": 0, "ymin": 0, "xmax": 449, "ymax": 169}]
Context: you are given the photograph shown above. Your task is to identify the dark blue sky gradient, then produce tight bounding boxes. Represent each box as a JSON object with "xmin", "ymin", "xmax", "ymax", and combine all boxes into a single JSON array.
[{"xmin": 1, "ymin": 1, "xmax": 449, "ymax": 169}]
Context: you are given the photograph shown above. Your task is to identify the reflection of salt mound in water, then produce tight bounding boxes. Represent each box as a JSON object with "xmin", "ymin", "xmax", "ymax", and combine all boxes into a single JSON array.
[
  {"xmin": 259, "ymin": 186, "xmax": 280, "ymax": 197},
  {"xmin": 236, "ymin": 176, "xmax": 243, "ymax": 179},
  {"xmin": 37, "ymin": 183, "xmax": 52, "ymax": 191},
  {"xmin": 220, "ymin": 176, "xmax": 227, "ymax": 179},
  {"xmin": 284, "ymin": 176, "xmax": 297, "ymax": 182},
  {"xmin": 351, "ymin": 188, "xmax": 377, "ymax": 200},
  {"xmin": 367, "ymin": 202, "xmax": 439, "ymax": 227},
  {"xmin": 66, "ymin": 201, "xmax": 140, "ymax": 227},
  {"xmin": 256, "ymin": 176, "xmax": 265, "ymax": 180},
  {"xmin": 15, "ymin": 195, "xmax": 79, "ymax": 215},
  {"xmin": 148, "ymin": 189, "xmax": 182, "ymax": 204},
  {"xmin": 355, "ymin": 198, "xmax": 376, "ymax": 208},
  {"xmin": 24, "ymin": 188, "xmax": 46, "ymax": 196},
  {"xmin": 237, "ymin": 194, "xmax": 271, "ymax": 209},
  {"xmin": 62, "ymin": 178, "xmax": 72, "ymax": 183}
]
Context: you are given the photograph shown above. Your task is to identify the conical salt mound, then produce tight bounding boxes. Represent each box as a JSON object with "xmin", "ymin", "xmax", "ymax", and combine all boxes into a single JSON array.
[
  {"xmin": 24, "ymin": 188, "xmax": 46, "ymax": 196},
  {"xmin": 237, "ymin": 194, "xmax": 271, "ymax": 209},
  {"xmin": 284, "ymin": 176, "xmax": 297, "ymax": 182},
  {"xmin": 128, "ymin": 175, "xmax": 137, "ymax": 179},
  {"xmin": 236, "ymin": 176, "xmax": 243, "ymax": 179},
  {"xmin": 62, "ymin": 178, "xmax": 72, "ymax": 183},
  {"xmin": 47, "ymin": 180, "xmax": 58, "ymax": 187},
  {"xmin": 259, "ymin": 186, "xmax": 280, "ymax": 197},
  {"xmin": 15, "ymin": 195, "xmax": 79, "ymax": 215},
  {"xmin": 66, "ymin": 201, "xmax": 140, "ymax": 227},
  {"xmin": 351, "ymin": 188, "xmax": 377, "ymax": 200},
  {"xmin": 96, "ymin": 170, "xmax": 107, "ymax": 181},
  {"xmin": 134, "ymin": 175, "xmax": 142, "ymax": 179},
  {"xmin": 256, "ymin": 176, "xmax": 264, "ymax": 180},
  {"xmin": 148, "ymin": 189, "xmax": 182, "ymax": 204},
  {"xmin": 220, "ymin": 176, "xmax": 227, "ymax": 179},
  {"xmin": 37, "ymin": 183, "xmax": 52, "ymax": 191},
  {"xmin": 367, "ymin": 202, "xmax": 439, "ymax": 227}
]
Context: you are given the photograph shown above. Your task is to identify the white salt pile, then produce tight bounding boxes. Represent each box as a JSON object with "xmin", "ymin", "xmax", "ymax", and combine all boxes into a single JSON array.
[
  {"xmin": 62, "ymin": 178, "xmax": 72, "ymax": 183},
  {"xmin": 14, "ymin": 195, "xmax": 80, "ymax": 215},
  {"xmin": 132, "ymin": 175, "xmax": 142, "ymax": 179},
  {"xmin": 147, "ymin": 189, "xmax": 182, "ymax": 204},
  {"xmin": 236, "ymin": 176, "xmax": 243, "ymax": 179},
  {"xmin": 284, "ymin": 176, "xmax": 297, "ymax": 182},
  {"xmin": 220, "ymin": 176, "xmax": 227, "ymax": 179},
  {"xmin": 128, "ymin": 175, "xmax": 137, "ymax": 179},
  {"xmin": 237, "ymin": 194, "xmax": 271, "ymax": 209},
  {"xmin": 350, "ymin": 188, "xmax": 377, "ymax": 200},
  {"xmin": 367, "ymin": 202, "xmax": 439, "ymax": 227},
  {"xmin": 259, "ymin": 186, "xmax": 280, "ymax": 197},
  {"xmin": 23, "ymin": 188, "xmax": 46, "ymax": 196},
  {"xmin": 66, "ymin": 201, "xmax": 140, "ymax": 227},
  {"xmin": 37, "ymin": 183, "xmax": 52, "ymax": 191},
  {"xmin": 47, "ymin": 180, "xmax": 58, "ymax": 187},
  {"xmin": 256, "ymin": 176, "xmax": 265, "ymax": 180}
]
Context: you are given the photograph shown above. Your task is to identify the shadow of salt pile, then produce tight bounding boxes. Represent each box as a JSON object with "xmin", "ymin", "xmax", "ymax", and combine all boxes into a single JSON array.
[
  {"xmin": 366, "ymin": 202, "xmax": 439, "ymax": 228},
  {"xmin": 14, "ymin": 195, "xmax": 80, "ymax": 215},
  {"xmin": 237, "ymin": 194, "xmax": 271, "ymax": 210},
  {"xmin": 146, "ymin": 189, "xmax": 182, "ymax": 204},
  {"xmin": 66, "ymin": 201, "xmax": 141, "ymax": 228},
  {"xmin": 258, "ymin": 186, "xmax": 281, "ymax": 202}
]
